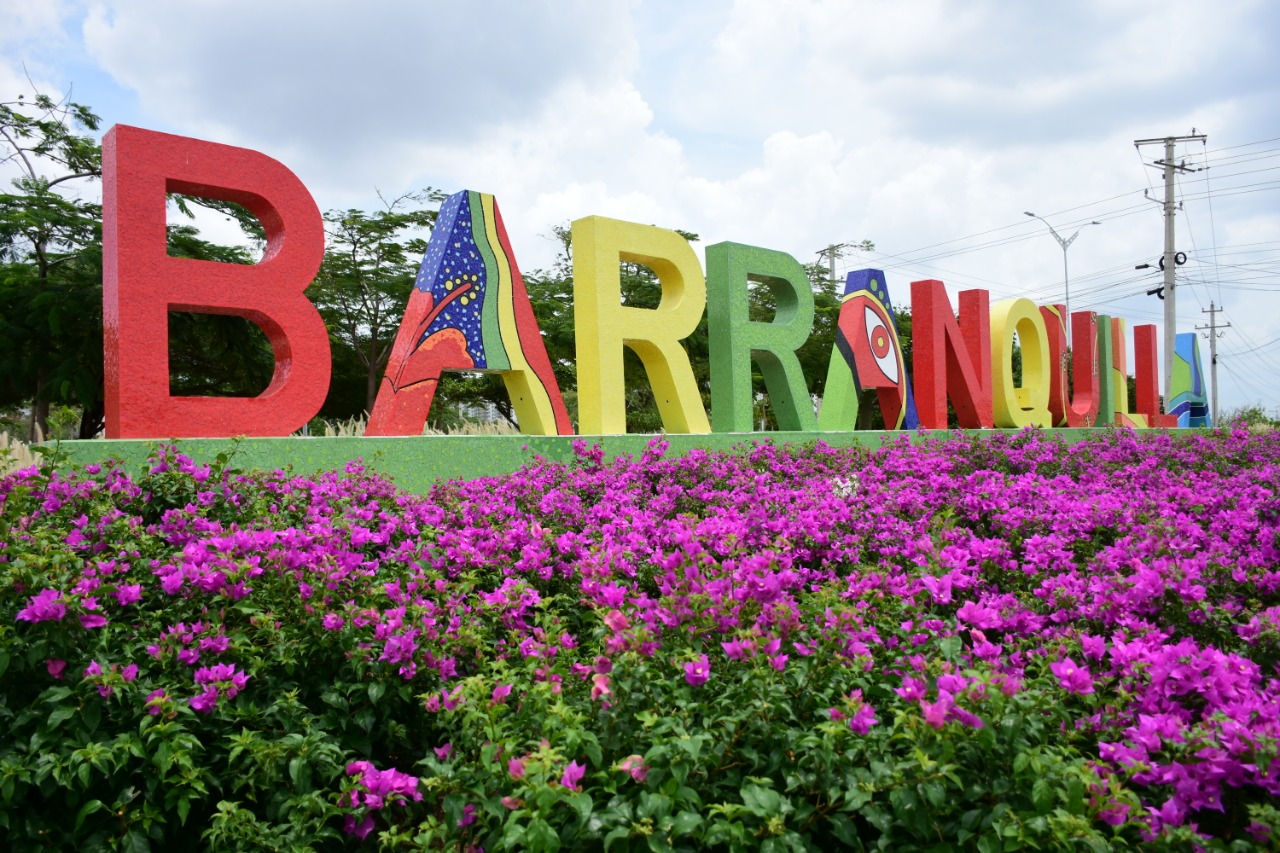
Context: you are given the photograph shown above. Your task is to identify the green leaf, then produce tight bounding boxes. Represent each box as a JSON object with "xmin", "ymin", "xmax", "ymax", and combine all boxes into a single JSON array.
[
  {"xmin": 80, "ymin": 701, "xmax": 101, "ymax": 735},
  {"xmin": 604, "ymin": 826, "xmax": 631, "ymax": 851},
  {"xmin": 177, "ymin": 796, "xmax": 191, "ymax": 826},
  {"xmin": 671, "ymin": 810, "xmax": 702, "ymax": 837},
  {"xmin": 121, "ymin": 829, "xmax": 151, "ymax": 853},
  {"xmin": 46, "ymin": 704, "xmax": 76, "ymax": 731},
  {"xmin": 74, "ymin": 798, "xmax": 106, "ymax": 830},
  {"xmin": 638, "ymin": 792, "xmax": 673, "ymax": 821},
  {"xmin": 525, "ymin": 817, "xmax": 561, "ymax": 852},
  {"xmin": 568, "ymin": 792, "xmax": 593, "ymax": 825},
  {"xmin": 1031, "ymin": 778, "xmax": 1053, "ymax": 814},
  {"xmin": 741, "ymin": 784, "xmax": 783, "ymax": 817}
]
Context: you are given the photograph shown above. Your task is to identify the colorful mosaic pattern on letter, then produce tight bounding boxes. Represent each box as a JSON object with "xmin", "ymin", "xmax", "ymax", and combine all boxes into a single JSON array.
[
  {"xmin": 835, "ymin": 270, "xmax": 920, "ymax": 429},
  {"xmin": 366, "ymin": 191, "xmax": 571, "ymax": 436}
]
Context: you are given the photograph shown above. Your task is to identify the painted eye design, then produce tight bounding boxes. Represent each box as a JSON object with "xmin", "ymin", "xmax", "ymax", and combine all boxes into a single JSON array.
[{"xmin": 864, "ymin": 305, "xmax": 898, "ymax": 384}]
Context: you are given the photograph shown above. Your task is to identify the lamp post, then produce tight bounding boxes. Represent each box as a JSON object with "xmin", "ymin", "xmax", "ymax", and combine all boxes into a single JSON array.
[{"xmin": 1024, "ymin": 212, "xmax": 1100, "ymax": 321}]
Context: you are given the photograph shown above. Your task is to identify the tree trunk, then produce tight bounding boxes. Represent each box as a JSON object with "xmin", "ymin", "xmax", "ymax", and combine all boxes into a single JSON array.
[
  {"xmin": 78, "ymin": 400, "xmax": 105, "ymax": 439},
  {"xmin": 28, "ymin": 366, "xmax": 50, "ymax": 442}
]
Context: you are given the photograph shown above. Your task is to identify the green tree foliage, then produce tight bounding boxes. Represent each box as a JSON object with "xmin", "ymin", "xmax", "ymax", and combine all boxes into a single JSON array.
[
  {"xmin": 163, "ymin": 222, "xmax": 276, "ymax": 398},
  {"xmin": 0, "ymin": 91, "xmax": 104, "ymax": 440}
]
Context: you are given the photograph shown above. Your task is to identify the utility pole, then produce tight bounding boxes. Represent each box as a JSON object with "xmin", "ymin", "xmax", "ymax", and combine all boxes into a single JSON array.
[
  {"xmin": 1196, "ymin": 302, "xmax": 1230, "ymax": 424},
  {"xmin": 817, "ymin": 243, "xmax": 849, "ymax": 290},
  {"xmin": 1134, "ymin": 132, "xmax": 1206, "ymax": 409},
  {"xmin": 816, "ymin": 240, "xmax": 875, "ymax": 291}
]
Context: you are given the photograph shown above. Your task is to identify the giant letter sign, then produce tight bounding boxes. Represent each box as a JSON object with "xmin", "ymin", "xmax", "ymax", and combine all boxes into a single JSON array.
[
  {"xmin": 818, "ymin": 270, "xmax": 919, "ymax": 430},
  {"xmin": 572, "ymin": 217, "xmax": 711, "ymax": 435},
  {"xmin": 1040, "ymin": 306, "xmax": 1100, "ymax": 428},
  {"xmin": 366, "ymin": 191, "xmax": 571, "ymax": 436},
  {"xmin": 705, "ymin": 243, "xmax": 816, "ymax": 432},
  {"xmin": 1169, "ymin": 332, "xmax": 1211, "ymax": 427},
  {"xmin": 103, "ymin": 125, "xmax": 329, "ymax": 438},
  {"xmin": 1134, "ymin": 324, "xmax": 1177, "ymax": 427},
  {"xmin": 911, "ymin": 281, "xmax": 992, "ymax": 429},
  {"xmin": 990, "ymin": 297, "xmax": 1051, "ymax": 428}
]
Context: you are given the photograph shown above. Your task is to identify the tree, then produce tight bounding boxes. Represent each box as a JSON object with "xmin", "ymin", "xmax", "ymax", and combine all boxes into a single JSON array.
[
  {"xmin": 0, "ymin": 90, "xmax": 103, "ymax": 439},
  {"xmin": 308, "ymin": 191, "xmax": 442, "ymax": 416}
]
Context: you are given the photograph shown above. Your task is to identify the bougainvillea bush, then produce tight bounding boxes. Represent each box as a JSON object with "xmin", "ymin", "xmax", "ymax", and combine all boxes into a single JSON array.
[{"xmin": 2, "ymin": 429, "xmax": 1279, "ymax": 851}]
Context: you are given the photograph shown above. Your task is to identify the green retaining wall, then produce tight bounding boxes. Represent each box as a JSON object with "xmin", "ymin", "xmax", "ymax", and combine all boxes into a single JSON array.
[{"xmin": 46, "ymin": 429, "xmax": 1124, "ymax": 494}]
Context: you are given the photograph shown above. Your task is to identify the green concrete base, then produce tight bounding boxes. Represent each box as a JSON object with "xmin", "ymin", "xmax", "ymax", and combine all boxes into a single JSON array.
[{"xmin": 49, "ymin": 428, "xmax": 1148, "ymax": 494}]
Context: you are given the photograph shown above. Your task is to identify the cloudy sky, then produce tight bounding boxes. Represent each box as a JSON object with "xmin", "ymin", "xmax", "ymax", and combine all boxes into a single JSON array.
[{"xmin": 5, "ymin": 0, "xmax": 1278, "ymax": 418}]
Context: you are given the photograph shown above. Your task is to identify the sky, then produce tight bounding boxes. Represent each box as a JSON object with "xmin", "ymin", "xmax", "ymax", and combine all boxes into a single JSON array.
[{"xmin": 4, "ymin": 0, "xmax": 1279, "ymax": 419}]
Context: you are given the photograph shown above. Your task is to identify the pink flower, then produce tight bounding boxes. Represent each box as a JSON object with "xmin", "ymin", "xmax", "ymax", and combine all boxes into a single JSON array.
[
  {"xmin": 80, "ymin": 613, "xmax": 108, "ymax": 629},
  {"xmin": 501, "ymin": 796, "xmax": 523, "ymax": 810},
  {"xmin": 591, "ymin": 672, "xmax": 612, "ymax": 701},
  {"xmin": 508, "ymin": 757, "xmax": 526, "ymax": 779},
  {"xmin": 114, "ymin": 584, "xmax": 143, "ymax": 606},
  {"xmin": 684, "ymin": 654, "xmax": 711, "ymax": 687},
  {"xmin": 84, "ymin": 660, "xmax": 103, "ymax": 678},
  {"xmin": 618, "ymin": 754, "xmax": 649, "ymax": 782},
  {"xmin": 848, "ymin": 704, "xmax": 878, "ymax": 734},
  {"xmin": 491, "ymin": 683, "xmax": 513, "ymax": 705},
  {"xmin": 121, "ymin": 663, "xmax": 138, "ymax": 682},
  {"xmin": 190, "ymin": 686, "xmax": 219, "ymax": 714},
  {"xmin": 920, "ymin": 691, "xmax": 955, "ymax": 729},
  {"xmin": 145, "ymin": 688, "xmax": 168, "ymax": 716},
  {"xmin": 457, "ymin": 803, "xmax": 476, "ymax": 827},
  {"xmin": 603, "ymin": 609, "xmax": 629, "ymax": 633},
  {"xmin": 1050, "ymin": 658, "xmax": 1095, "ymax": 695},
  {"xmin": 322, "ymin": 613, "xmax": 345, "ymax": 631},
  {"xmin": 434, "ymin": 743, "xmax": 453, "ymax": 761},
  {"xmin": 17, "ymin": 589, "xmax": 67, "ymax": 623},
  {"xmin": 769, "ymin": 654, "xmax": 789, "ymax": 671},
  {"xmin": 345, "ymin": 814, "xmax": 376, "ymax": 840},
  {"xmin": 560, "ymin": 760, "xmax": 586, "ymax": 791},
  {"xmin": 895, "ymin": 676, "xmax": 927, "ymax": 702},
  {"xmin": 47, "ymin": 659, "xmax": 67, "ymax": 679},
  {"xmin": 845, "ymin": 689, "xmax": 878, "ymax": 734}
]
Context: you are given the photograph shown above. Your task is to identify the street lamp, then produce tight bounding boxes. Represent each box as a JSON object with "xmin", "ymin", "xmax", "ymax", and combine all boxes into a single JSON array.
[{"xmin": 1024, "ymin": 212, "xmax": 1101, "ymax": 321}]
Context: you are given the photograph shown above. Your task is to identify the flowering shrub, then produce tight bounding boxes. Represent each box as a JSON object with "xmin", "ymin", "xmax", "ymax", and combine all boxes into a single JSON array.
[{"xmin": 2, "ymin": 428, "xmax": 1279, "ymax": 850}]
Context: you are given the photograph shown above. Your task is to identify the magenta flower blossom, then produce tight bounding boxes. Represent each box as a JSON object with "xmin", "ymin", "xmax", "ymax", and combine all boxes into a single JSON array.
[
  {"xmin": 434, "ymin": 743, "xmax": 453, "ymax": 761},
  {"xmin": 618, "ymin": 754, "xmax": 649, "ymax": 782},
  {"xmin": 46, "ymin": 659, "xmax": 66, "ymax": 679},
  {"xmin": 895, "ymin": 676, "xmax": 927, "ymax": 702},
  {"xmin": 114, "ymin": 584, "xmax": 143, "ymax": 606},
  {"xmin": 457, "ymin": 803, "xmax": 476, "ymax": 827},
  {"xmin": 80, "ymin": 613, "xmax": 108, "ymax": 629},
  {"xmin": 603, "ymin": 609, "xmax": 629, "ymax": 633},
  {"xmin": 145, "ymin": 688, "xmax": 168, "ymax": 716},
  {"xmin": 190, "ymin": 686, "xmax": 219, "ymax": 714},
  {"xmin": 491, "ymin": 683, "xmax": 513, "ymax": 704},
  {"xmin": 17, "ymin": 589, "xmax": 67, "ymax": 623},
  {"xmin": 1050, "ymin": 658, "xmax": 1095, "ymax": 695},
  {"xmin": 508, "ymin": 756, "xmax": 526, "ymax": 779},
  {"xmin": 684, "ymin": 654, "xmax": 711, "ymax": 687},
  {"xmin": 560, "ymin": 760, "xmax": 586, "ymax": 791}
]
